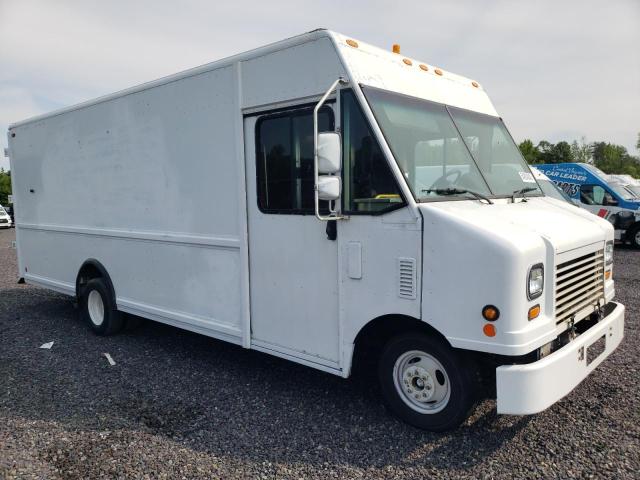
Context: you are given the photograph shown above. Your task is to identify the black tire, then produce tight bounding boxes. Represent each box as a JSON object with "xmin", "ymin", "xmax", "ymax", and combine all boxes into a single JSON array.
[
  {"xmin": 378, "ymin": 333, "xmax": 477, "ymax": 431},
  {"xmin": 79, "ymin": 278, "xmax": 123, "ymax": 335},
  {"xmin": 628, "ymin": 224, "xmax": 640, "ymax": 249}
]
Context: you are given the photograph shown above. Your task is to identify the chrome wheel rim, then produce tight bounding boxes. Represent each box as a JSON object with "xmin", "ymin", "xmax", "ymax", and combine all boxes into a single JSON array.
[
  {"xmin": 393, "ymin": 350, "xmax": 451, "ymax": 414},
  {"xmin": 87, "ymin": 290, "xmax": 105, "ymax": 326}
]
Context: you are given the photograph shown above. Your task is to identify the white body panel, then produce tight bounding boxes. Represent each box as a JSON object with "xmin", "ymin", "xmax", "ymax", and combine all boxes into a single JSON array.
[
  {"xmin": 11, "ymin": 64, "xmax": 246, "ymax": 343},
  {"xmin": 420, "ymin": 197, "xmax": 615, "ymax": 355},
  {"xmin": 7, "ymin": 30, "xmax": 624, "ymax": 417},
  {"xmin": 8, "ymin": 32, "xmax": 347, "ymax": 353}
]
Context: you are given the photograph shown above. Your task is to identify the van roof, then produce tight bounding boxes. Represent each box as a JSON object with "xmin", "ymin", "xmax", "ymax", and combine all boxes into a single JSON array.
[
  {"xmin": 330, "ymin": 31, "xmax": 496, "ymax": 116},
  {"xmin": 9, "ymin": 29, "xmax": 495, "ymax": 129}
]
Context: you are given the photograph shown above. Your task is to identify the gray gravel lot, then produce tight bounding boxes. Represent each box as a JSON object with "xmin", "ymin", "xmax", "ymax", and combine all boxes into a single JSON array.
[{"xmin": 0, "ymin": 227, "xmax": 638, "ymax": 479}]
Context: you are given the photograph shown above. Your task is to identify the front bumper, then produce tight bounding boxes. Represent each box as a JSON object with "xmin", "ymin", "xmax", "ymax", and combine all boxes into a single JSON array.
[{"xmin": 496, "ymin": 301, "xmax": 625, "ymax": 415}]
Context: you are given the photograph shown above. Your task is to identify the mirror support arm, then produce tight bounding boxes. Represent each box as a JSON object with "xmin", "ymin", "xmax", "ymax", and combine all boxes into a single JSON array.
[{"xmin": 314, "ymin": 77, "xmax": 348, "ymax": 221}]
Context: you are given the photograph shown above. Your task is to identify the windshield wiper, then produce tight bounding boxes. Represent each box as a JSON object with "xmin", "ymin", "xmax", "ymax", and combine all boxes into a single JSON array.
[
  {"xmin": 512, "ymin": 187, "xmax": 538, "ymax": 203},
  {"xmin": 422, "ymin": 188, "xmax": 493, "ymax": 205}
]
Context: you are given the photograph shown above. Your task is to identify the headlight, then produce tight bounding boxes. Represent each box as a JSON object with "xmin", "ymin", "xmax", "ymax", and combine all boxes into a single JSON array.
[
  {"xmin": 527, "ymin": 263, "xmax": 544, "ymax": 300},
  {"xmin": 604, "ymin": 241, "xmax": 613, "ymax": 266}
]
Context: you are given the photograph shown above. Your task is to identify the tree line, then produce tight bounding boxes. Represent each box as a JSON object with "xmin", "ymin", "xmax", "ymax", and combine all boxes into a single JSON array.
[
  {"xmin": 518, "ymin": 133, "xmax": 640, "ymax": 178},
  {"xmin": 0, "ymin": 169, "xmax": 10, "ymax": 206}
]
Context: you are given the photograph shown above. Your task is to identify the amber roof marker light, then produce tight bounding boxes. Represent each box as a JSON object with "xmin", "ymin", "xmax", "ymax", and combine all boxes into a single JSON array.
[
  {"xmin": 346, "ymin": 39, "xmax": 359, "ymax": 48},
  {"xmin": 392, "ymin": 44, "xmax": 401, "ymax": 54},
  {"xmin": 403, "ymin": 58, "xmax": 412, "ymax": 66},
  {"xmin": 419, "ymin": 64, "xmax": 429, "ymax": 71}
]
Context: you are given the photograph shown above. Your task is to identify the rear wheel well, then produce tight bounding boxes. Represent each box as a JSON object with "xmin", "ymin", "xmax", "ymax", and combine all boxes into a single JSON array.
[
  {"xmin": 75, "ymin": 259, "xmax": 115, "ymax": 301},
  {"xmin": 351, "ymin": 315, "xmax": 450, "ymax": 374}
]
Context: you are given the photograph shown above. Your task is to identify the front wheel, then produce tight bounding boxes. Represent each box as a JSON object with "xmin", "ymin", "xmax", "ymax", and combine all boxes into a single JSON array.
[
  {"xmin": 628, "ymin": 224, "xmax": 640, "ymax": 249},
  {"xmin": 378, "ymin": 333, "xmax": 477, "ymax": 431}
]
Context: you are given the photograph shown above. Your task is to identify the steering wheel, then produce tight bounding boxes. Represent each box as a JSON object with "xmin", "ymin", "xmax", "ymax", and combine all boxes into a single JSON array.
[{"xmin": 428, "ymin": 169, "xmax": 462, "ymax": 190}]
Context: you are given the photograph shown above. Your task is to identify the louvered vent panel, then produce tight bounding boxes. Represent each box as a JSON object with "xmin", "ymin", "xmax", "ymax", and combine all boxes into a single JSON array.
[
  {"xmin": 398, "ymin": 257, "xmax": 417, "ymax": 300},
  {"xmin": 555, "ymin": 249, "xmax": 605, "ymax": 324}
]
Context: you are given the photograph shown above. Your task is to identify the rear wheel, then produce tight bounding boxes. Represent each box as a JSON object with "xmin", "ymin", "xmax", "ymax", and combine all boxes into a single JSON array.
[
  {"xmin": 378, "ymin": 333, "xmax": 477, "ymax": 431},
  {"xmin": 79, "ymin": 278, "xmax": 123, "ymax": 335}
]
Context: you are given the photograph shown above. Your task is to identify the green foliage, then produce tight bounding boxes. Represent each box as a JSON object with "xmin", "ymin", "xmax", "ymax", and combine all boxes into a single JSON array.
[
  {"xmin": 570, "ymin": 137, "xmax": 591, "ymax": 163},
  {"xmin": 548, "ymin": 141, "xmax": 573, "ymax": 164},
  {"xmin": 0, "ymin": 168, "xmax": 11, "ymax": 205},
  {"xmin": 518, "ymin": 139, "xmax": 540, "ymax": 164},
  {"xmin": 518, "ymin": 139, "xmax": 575, "ymax": 164},
  {"xmin": 518, "ymin": 136, "xmax": 640, "ymax": 178},
  {"xmin": 592, "ymin": 142, "xmax": 640, "ymax": 177}
]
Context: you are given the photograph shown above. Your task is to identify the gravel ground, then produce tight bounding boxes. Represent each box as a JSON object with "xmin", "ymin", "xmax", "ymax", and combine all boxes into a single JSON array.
[{"xmin": 0, "ymin": 227, "xmax": 638, "ymax": 479}]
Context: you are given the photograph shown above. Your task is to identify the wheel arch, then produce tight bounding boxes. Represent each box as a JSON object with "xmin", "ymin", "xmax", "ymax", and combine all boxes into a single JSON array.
[
  {"xmin": 75, "ymin": 259, "xmax": 116, "ymax": 301},
  {"xmin": 350, "ymin": 314, "xmax": 450, "ymax": 375}
]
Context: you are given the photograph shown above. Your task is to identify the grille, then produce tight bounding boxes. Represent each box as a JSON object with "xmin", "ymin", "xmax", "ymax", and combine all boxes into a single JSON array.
[
  {"xmin": 397, "ymin": 257, "xmax": 417, "ymax": 300},
  {"xmin": 0, "ymin": 219, "xmax": 7, "ymax": 224},
  {"xmin": 555, "ymin": 250, "xmax": 605, "ymax": 324}
]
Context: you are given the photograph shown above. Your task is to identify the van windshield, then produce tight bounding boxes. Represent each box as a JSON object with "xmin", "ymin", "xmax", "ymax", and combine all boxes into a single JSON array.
[
  {"xmin": 363, "ymin": 86, "xmax": 541, "ymax": 201},
  {"xmin": 537, "ymin": 178, "xmax": 573, "ymax": 203}
]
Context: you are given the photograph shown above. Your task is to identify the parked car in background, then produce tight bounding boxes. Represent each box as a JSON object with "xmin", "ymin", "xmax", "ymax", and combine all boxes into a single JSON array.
[
  {"xmin": 607, "ymin": 175, "xmax": 640, "ymax": 199},
  {"xmin": 537, "ymin": 163, "xmax": 640, "ymax": 248},
  {"xmin": 0, "ymin": 204, "xmax": 12, "ymax": 228},
  {"xmin": 3, "ymin": 204, "xmax": 14, "ymax": 226}
]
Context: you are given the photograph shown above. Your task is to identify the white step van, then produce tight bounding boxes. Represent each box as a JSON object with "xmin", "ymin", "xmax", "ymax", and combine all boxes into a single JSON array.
[{"xmin": 6, "ymin": 30, "xmax": 625, "ymax": 430}]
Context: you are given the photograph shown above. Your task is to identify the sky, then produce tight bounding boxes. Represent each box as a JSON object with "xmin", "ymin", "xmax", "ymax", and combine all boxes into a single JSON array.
[{"xmin": 1, "ymin": 0, "xmax": 638, "ymax": 170}]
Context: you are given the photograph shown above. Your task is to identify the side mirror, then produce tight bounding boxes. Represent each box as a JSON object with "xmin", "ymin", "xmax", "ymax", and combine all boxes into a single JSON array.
[
  {"xmin": 313, "ymin": 77, "xmax": 348, "ymax": 221},
  {"xmin": 317, "ymin": 176, "xmax": 341, "ymax": 201},
  {"xmin": 317, "ymin": 132, "xmax": 341, "ymax": 174}
]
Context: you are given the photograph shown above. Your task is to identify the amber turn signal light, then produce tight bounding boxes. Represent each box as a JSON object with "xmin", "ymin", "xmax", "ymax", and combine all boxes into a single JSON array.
[
  {"xmin": 482, "ymin": 305, "xmax": 499, "ymax": 321},
  {"xmin": 605, "ymin": 270, "xmax": 611, "ymax": 280},
  {"xmin": 528, "ymin": 304, "xmax": 541, "ymax": 321},
  {"xmin": 483, "ymin": 324, "xmax": 496, "ymax": 337}
]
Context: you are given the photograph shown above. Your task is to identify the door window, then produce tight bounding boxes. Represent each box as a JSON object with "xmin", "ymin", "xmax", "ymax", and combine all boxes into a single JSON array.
[
  {"xmin": 341, "ymin": 90, "xmax": 404, "ymax": 214},
  {"xmin": 580, "ymin": 184, "xmax": 617, "ymax": 206},
  {"xmin": 256, "ymin": 106, "xmax": 334, "ymax": 214}
]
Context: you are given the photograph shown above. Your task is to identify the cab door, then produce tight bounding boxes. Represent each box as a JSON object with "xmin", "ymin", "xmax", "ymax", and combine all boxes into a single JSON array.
[
  {"xmin": 244, "ymin": 106, "xmax": 340, "ymax": 368},
  {"xmin": 579, "ymin": 183, "xmax": 618, "ymax": 219}
]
